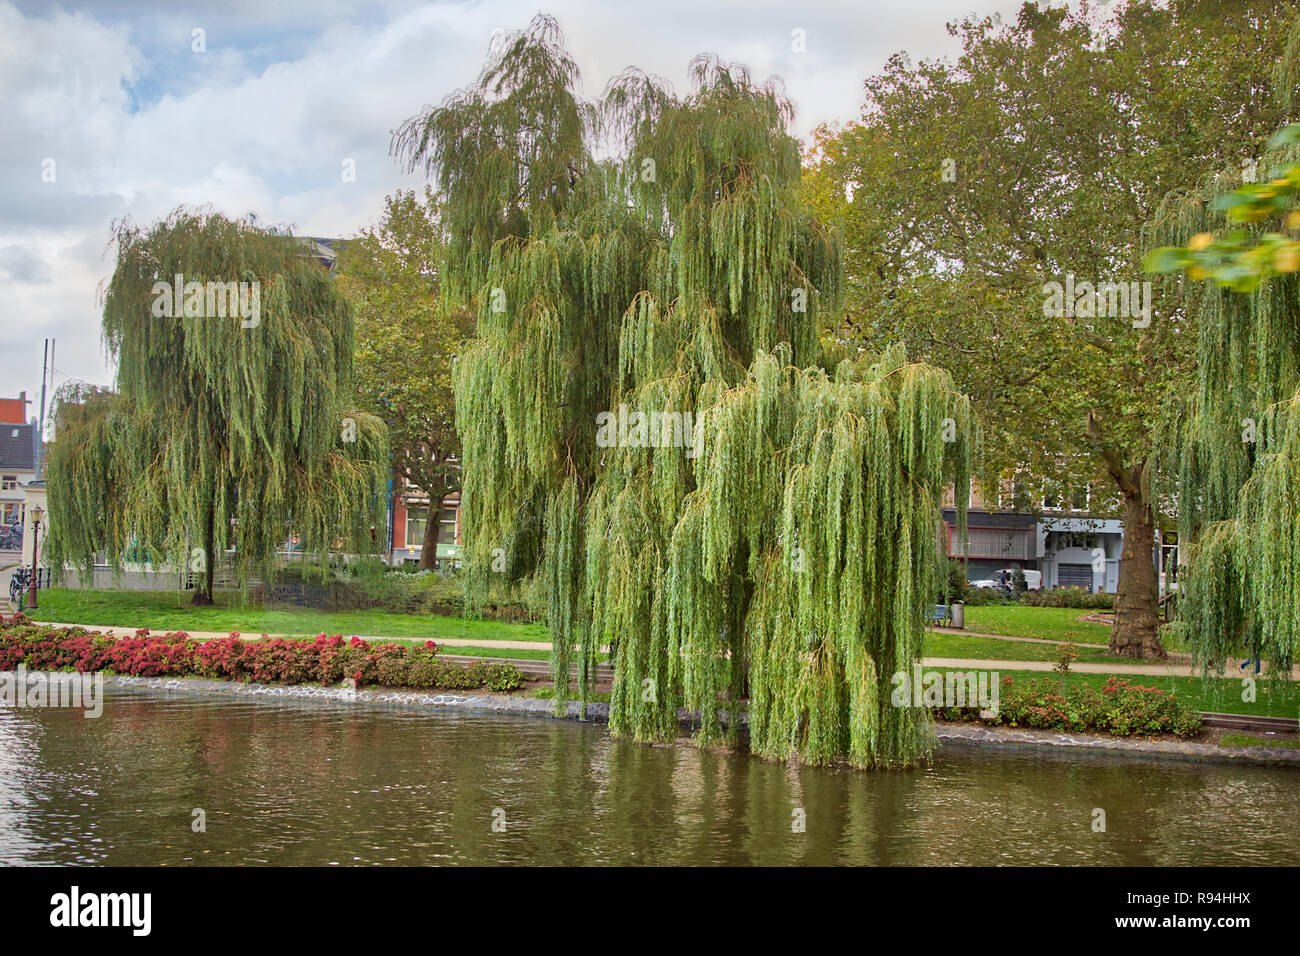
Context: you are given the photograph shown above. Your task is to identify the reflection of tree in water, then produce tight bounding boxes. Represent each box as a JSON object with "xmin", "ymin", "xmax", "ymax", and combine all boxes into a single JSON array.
[
  {"xmin": 600, "ymin": 734, "xmax": 710, "ymax": 864},
  {"xmin": 470, "ymin": 716, "xmax": 609, "ymax": 866},
  {"xmin": 9, "ymin": 698, "xmax": 1300, "ymax": 865}
]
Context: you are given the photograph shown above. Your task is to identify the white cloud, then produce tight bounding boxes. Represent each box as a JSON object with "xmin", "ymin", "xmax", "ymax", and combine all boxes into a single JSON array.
[{"xmin": 1, "ymin": 0, "xmax": 1025, "ymax": 411}]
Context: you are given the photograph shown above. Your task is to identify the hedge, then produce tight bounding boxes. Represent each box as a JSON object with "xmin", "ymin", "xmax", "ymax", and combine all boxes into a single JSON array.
[{"xmin": 0, "ymin": 613, "xmax": 524, "ymax": 693}]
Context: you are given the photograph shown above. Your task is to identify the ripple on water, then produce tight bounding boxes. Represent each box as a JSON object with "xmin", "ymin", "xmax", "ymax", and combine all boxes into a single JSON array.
[{"xmin": 0, "ymin": 688, "xmax": 1296, "ymax": 865}]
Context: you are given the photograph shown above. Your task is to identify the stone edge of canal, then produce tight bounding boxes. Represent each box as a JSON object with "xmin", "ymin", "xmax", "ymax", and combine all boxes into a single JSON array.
[{"xmin": 15, "ymin": 671, "xmax": 1300, "ymax": 771}]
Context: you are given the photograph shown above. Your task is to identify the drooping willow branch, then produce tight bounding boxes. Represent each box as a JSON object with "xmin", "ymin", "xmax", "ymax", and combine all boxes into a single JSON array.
[{"xmin": 409, "ymin": 15, "xmax": 972, "ymax": 767}]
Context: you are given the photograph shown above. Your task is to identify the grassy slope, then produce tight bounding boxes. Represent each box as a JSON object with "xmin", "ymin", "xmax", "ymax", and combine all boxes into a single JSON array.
[
  {"xmin": 30, "ymin": 590, "xmax": 1298, "ymax": 718},
  {"xmin": 31, "ymin": 589, "xmax": 549, "ymax": 643},
  {"xmin": 17, "ymin": 589, "xmax": 1300, "ymax": 720}
]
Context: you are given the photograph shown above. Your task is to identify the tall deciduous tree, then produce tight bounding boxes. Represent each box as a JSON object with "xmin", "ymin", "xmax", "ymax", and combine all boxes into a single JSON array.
[
  {"xmin": 45, "ymin": 209, "xmax": 389, "ymax": 604},
  {"xmin": 396, "ymin": 16, "xmax": 971, "ymax": 768},
  {"xmin": 336, "ymin": 189, "xmax": 473, "ymax": 570},
  {"xmin": 803, "ymin": 0, "xmax": 1300, "ymax": 657}
]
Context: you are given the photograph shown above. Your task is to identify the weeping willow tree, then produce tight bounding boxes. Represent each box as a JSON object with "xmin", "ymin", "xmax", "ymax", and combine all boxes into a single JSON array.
[
  {"xmin": 44, "ymin": 209, "xmax": 389, "ymax": 603},
  {"xmin": 1148, "ymin": 111, "xmax": 1300, "ymax": 677},
  {"xmin": 396, "ymin": 15, "xmax": 971, "ymax": 767}
]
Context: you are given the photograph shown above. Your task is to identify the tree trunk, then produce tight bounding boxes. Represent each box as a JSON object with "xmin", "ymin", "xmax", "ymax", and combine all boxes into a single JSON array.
[
  {"xmin": 191, "ymin": 499, "xmax": 216, "ymax": 606},
  {"xmin": 1109, "ymin": 490, "xmax": 1164, "ymax": 659},
  {"xmin": 190, "ymin": 565, "xmax": 215, "ymax": 605},
  {"xmin": 417, "ymin": 503, "xmax": 440, "ymax": 571}
]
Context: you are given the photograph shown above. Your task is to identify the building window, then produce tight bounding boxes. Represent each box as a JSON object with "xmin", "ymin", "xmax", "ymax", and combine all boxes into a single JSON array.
[
  {"xmin": 951, "ymin": 528, "xmax": 1035, "ymax": 560},
  {"xmin": 0, "ymin": 475, "xmax": 16, "ymax": 491},
  {"xmin": 1068, "ymin": 484, "xmax": 1090, "ymax": 511},
  {"xmin": 1161, "ymin": 531, "xmax": 1180, "ymax": 586},
  {"xmin": 405, "ymin": 506, "xmax": 427, "ymax": 548},
  {"xmin": 2, "ymin": 503, "xmax": 19, "ymax": 525},
  {"xmin": 1041, "ymin": 479, "xmax": 1063, "ymax": 510},
  {"xmin": 999, "ymin": 472, "xmax": 1033, "ymax": 511},
  {"xmin": 436, "ymin": 507, "xmax": 457, "ymax": 545},
  {"xmin": 1057, "ymin": 531, "xmax": 1096, "ymax": 551}
]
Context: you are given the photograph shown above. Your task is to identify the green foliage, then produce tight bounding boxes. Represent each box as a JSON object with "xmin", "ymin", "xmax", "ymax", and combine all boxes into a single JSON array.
[
  {"xmin": 398, "ymin": 16, "xmax": 971, "ymax": 767},
  {"xmin": 1147, "ymin": 113, "xmax": 1300, "ymax": 677},
  {"xmin": 44, "ymin": 210, "xmax": 389, "ymax": 600},
  {"xmin": 959, "ymin": 587, "xmax": 1013, "ymax": 607},
  {"xmin": 940, "ymin": 675, "xmax": 1203, "ymax": 738},
  {"xmin": 1054, "ymin": 641, "xmax": 1080, "ymax": 680},
  {"xmin": 801, "ymin": 0, "xmax": 1300, "ymax": 654},
  {"xmin": 1022, "ymin": 587, "xmax": 1115, "ymax": 610},
  {"xmin": 336, "ymin": 189, "xmax": 473, "ymax": 570},
  {"xmin": 944, "ymin": 558, "xmax": 969, "ymax": 604}
]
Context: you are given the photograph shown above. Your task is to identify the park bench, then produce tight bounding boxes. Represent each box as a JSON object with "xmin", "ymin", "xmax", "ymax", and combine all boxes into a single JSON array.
[{"xmin": 929, "ymin": 604, "xmax": 953, "ymax": 626}]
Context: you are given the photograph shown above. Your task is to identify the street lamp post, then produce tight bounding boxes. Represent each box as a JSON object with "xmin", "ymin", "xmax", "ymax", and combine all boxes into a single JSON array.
[{"xmin": 27, "ymin": 505, "xmax": 43, "ymax": 611}]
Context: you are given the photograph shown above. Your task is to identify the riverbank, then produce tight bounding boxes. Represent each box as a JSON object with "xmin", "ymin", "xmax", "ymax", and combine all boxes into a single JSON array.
[{"xmin": 64, "ymin": 671, "xmax": 1300, "ymax": 770}]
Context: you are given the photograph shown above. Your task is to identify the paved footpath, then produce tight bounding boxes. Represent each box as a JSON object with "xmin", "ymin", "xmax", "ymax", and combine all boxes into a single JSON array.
[
  {"xmin": 924, "ymin": 656, "xmax": 1300, "ymax": 680},
  {"xmin": 29, "ymin": 618, "xmax": 1300, "ymax": 680}
]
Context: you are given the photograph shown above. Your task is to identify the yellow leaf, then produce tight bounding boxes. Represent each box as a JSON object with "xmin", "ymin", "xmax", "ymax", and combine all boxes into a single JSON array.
[
  {"xmin": 1187, "ymin": 232, "xmax": 1214, "ymax": 251},
  {"xmin": 1275, "ymin": 245, "xmax": 1300, "ymax": 273}
]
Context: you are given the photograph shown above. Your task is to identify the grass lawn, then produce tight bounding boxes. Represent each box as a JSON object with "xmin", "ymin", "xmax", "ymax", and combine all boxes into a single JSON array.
[
  {"xmin": 30, "ymin": 588, "xmax": 549, "ymax": 644},
  {"xmin": 959, "ymin": 605, "xmax": 1112, "ymax": 644},
  {"xmin": 923, "ymin": 630, "xmax": 1129, "ymax": 665},
  {"xmin": 436, "ymin": 644, "xmax": 608, "ymax": 663},
  {"xmin": 1220, "ymin": 733, "xmax": 1300, "ymax": 749},
  {"xmin": 27, "ymin": 590, "xmax": 1292, "ymax": 704},
  {"xmin": 933, "ymin": 666, "xmax": 1300, "ymax": 721}
]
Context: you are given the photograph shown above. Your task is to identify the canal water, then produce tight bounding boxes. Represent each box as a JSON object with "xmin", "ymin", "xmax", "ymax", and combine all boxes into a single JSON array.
[{"xmin": 1, "ymin": 687, "xmax": 1296, "ymax": 866}]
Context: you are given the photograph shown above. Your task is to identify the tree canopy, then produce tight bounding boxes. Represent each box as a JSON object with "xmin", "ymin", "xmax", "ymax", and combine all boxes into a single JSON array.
[
  {"xmin": 801, "ymin": 0, "xmax": 1300, "ymax": 657},
  {"xmin": 337, "ymin": 188, "xmax": 473, "ymax": 568},
  {"xmin": 395, "ymin": 15, "xmax": 971, "ymax": 768},
  {"xmin": 45, "ymin": 209, "xmax": 389, "ymax": 603}
]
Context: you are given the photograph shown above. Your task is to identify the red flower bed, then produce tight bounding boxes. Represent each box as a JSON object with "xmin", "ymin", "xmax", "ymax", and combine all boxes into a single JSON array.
[
  {"xmin": 936, "ymin": 674, "xmax": 1203, "ymax": 737},
  {"xmin": 0, "ymin": 613, "xmax": 523, "ymax": 693}
]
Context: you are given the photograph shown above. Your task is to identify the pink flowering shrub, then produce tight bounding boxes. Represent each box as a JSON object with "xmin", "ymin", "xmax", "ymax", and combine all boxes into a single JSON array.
[
  {"xmin": 937, "ymin": 674, "xmax": 1203, "ymax": 737},
  {"xmin": 0, "ymin": 613, "xmax": 522, "ymax": 692}
]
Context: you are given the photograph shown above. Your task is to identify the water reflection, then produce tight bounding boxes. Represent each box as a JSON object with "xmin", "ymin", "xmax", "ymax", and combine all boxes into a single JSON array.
[{"xmin": 0, "ymin": 688, "xmax": 1295, "ymax": 866}]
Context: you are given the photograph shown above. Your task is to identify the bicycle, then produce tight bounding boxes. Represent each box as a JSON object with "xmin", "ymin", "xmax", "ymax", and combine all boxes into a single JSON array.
[{"xmin": 9, "ymin": 567, "xmax": 30, "ymax": 605}]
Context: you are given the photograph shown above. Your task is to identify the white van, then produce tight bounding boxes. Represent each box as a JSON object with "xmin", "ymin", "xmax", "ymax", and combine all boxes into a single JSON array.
[
  {"xmin": 973, "ymin": 569, "xmax": 1042, "ymax": 591},
  {"xmin": 1005, "ymin": 568, "xmax": 1042, "ymax": 590}
]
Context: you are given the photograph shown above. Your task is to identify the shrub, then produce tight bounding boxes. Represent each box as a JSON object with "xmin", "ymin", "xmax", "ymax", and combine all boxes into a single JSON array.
[
  {"xmin": 937, "ymin": 675, "xmax": 1203, "ymax": 737},
  {"xmin": 0, "ymin": 614, "xmax": 523, "ymax": 694},
  {"xmin": 960, "ymin": 587, "xmax": 1013, "ymax": 606},
  {"xmin": 1054, "ymin": 641, "xmax": 1081, "ymax": 679},
  {"xmin": 484, "ymin": 663, "xmax": 524, "ymax": 692},
  {"xmin": 943, "ymin": 559, "xmax": 969, "ymax": 604},
  {"xmin": 264, "ymin": 562, "xmax": 544, "ymax": 622},
  {"xmin": 1023, "ymin": 587, "xmax": 1116, "ymax": 610}
]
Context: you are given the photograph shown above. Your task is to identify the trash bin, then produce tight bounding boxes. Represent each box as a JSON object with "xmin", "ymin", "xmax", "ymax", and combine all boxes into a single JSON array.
[{"xmin": 951, "ymin": 602, "xmax": 964, "ymax": 629}]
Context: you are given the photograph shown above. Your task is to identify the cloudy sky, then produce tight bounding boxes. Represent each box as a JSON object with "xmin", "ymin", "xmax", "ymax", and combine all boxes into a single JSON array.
[{"xmin": 2, "ymin": 0, "xmax": 1032, "ymax": 424}]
